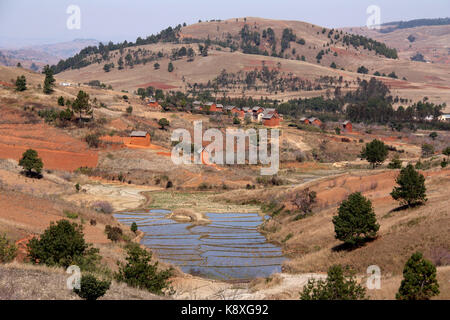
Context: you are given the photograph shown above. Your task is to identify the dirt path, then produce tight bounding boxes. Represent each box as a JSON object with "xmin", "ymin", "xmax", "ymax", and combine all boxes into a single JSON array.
[{"xmin": 170, "ymin": 272, "xmax": 327, "ymax": 299}]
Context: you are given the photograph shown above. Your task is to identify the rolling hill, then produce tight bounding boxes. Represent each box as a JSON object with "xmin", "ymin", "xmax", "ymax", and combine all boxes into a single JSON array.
[
  {"xmin": 52, "ymin": 18, "xmax": 450, "ymax": 108},
  {"xmin": 343, "ymin": 18, "xmax": 450, "ymax": 65}
]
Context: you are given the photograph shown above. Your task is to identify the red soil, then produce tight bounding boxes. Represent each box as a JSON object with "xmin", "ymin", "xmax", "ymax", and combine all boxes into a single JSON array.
[
  {"xmin": 0, "ymin": 123, "xmax": 98, "ymax": 171},
  {"xmin": 0, "ymin": 191, "xmax": 109, "ymax": 253},
  {"xmin": 0, "ymin": 81, "xmax": 14, "ymax": 88}
]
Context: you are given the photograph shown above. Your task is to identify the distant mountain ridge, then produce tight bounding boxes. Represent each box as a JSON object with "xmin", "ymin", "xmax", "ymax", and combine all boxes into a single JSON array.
[
  {"xmin": 0, "ymin": 38, "xmax": 99, "ymax": 71},
  {"xmin": 379, "ymin": 17, "xmax": 450, "ymax": 33}
]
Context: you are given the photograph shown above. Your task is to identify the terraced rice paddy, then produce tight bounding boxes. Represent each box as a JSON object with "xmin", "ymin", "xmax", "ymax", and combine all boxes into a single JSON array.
[{"xmin": 115, "ymin": 210, "xmax": 285, "ymax": 280}]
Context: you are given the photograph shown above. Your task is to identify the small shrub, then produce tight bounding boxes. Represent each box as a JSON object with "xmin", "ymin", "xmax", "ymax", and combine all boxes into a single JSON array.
[
  {"xmin": 291, "ymin": 188, "xmax": 317, "ymax": 217},
  {"xmin": 282, "ymin": 233, "xmax": 293, "ymax": 243},
  {"xmin": 64, "ymin": 210, "xmax": 79, "ymax": 219},
  {"xmin": 85, "ymin": 133, "xmax": 100, "ymax": 148},
  {"xmin": 92, "ymin": 201, "xmax": 114, "ymax": 214},
  {"xmin": 131, "ymin": 222, "xmax": 138, "ymax": 233},
  {"xmin": 300, "ymin": 265, "xmax": 366, "ymax": 300},
  {"xmin": 105, "ymin": 225, "xmax": 123, "ymax": 242},
  {"xmin": 387, "ymin": 155, "xmax": 402, "ymax": 169},
  {"xmin": 198, "ymin": 182, "xmax": 209, "ymax": 190},
  {"xmin": 115, "ymin": 244, "xmax": 172, "ymax": 294},
  {"xmin": 421, "ymin": 143, "xmax": 434, "ymax": 157},
  {"xmin": 0, "ymin": 234, "xmax": 17, "ymax": 263},
  {"xmin": 74, "ymin": 274, "xmax": 111, "ymax": 300}
]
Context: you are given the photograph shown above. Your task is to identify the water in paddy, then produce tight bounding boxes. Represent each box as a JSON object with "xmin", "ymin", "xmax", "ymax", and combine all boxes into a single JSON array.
[{"xmin": 115, "ymin": 210, "xmax": 285, "ymax": 280}]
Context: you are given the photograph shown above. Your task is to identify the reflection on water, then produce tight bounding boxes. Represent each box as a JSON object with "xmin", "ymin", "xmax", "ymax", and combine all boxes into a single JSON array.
[{"xmin": 115, "ymin": 210, "xmax": 285, "ymax": 280}]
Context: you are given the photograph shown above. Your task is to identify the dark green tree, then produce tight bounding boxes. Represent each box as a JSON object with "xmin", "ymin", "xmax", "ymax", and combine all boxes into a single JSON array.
[
  {"xmin": 74, "ymin": 274, "xmax": 111, "ymax": 300},
  {"xmin": 27, "ymin": 220, "xmax": 100, "ymax": 270},
  {"xmin": 0, "ymin": 233, "xmax": 17, "ymax": 263},
  {"xmin": 15, "ymin": 75, "xmax": 27, "ymax": 91},
  {"xmin": 118, "ymin": 57, "xmax": 124, "ymax": 70},
  {"xmin": 158, "ymin": 118, "xmax": 169, "ymax": 130},
  {"xmin": 300, "ymin": 265, "xmax": 366, "ymax": 300},
  {"xmin": 19, "ymin": 149, "xmax": 43, "ymax": 177},
  {"xmin": 115, "ymin": 244, "xmax": 172, "ymax": 294},
  {"xmin": 360, "ymin": 139, "xmax": 389, "ymax": 168},
  {"xmin": 429, "ymin": 132, "xmax": 438, "ymax": 141},
  {"xmin": 332, "ymin": 192, "xmax": 379, "ymax": 246},
  {"xmin": 72, "ymin": 90, "xmax": 91, "ymax": 122},
  {"xmin": 357, "ymin": 66, "xmax": 369, "ymax": 74},
  {"xmin": 187, "ymin": 47, "xmax": 195, "ymax": 61},
  {"xmin": 131, "ymin": 222, "xmax": 138, "ymax": 233},
  {"xmin": 57, "ymin": 96, "xmax": 65, "ymax": 106},
  {"xmin": 387, "ymin": 155, "xmax": 402, "ymax": 169},
  {"xmin": 396, "ymin": 252, "xmax": 439, "ymax": 300},
  {"xmin": 443, "ymin": 146, "xmax": 450, "ymax": 159},
  {"xmin": 168, "ymin": 62, "xmax": 174, "ymax": 72},
  {"xmin": 391, "ymin": 164, "xmax": 427, "ymax": 207},
  {"xmin": 421, "ymin": 143, "xmax": 434, "ymax": 157},
  {"xmin": 42, "ymin": 65, "xmax": 55, "ymax": 94}
]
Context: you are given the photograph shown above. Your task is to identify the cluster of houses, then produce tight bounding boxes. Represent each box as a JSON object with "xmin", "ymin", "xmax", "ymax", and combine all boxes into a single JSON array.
[
  {"xmin": 422, "ymin": 114, "xmax": 450, "ymax": 122},
  {"xmin": 193, "ymin": 101, "xmax": 283, "ymax": 127},
  {"xmin": 144, "ymin": 98, "xmax": 358, "ymax": 131},
  {"xmin": 300, "ymin": 116, "xmax": 353, "ymax": 133}
]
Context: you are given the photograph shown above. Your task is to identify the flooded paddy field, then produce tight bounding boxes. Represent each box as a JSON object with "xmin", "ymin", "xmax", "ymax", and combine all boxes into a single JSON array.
[{"xmin": 115, "ymin": 210, "xmax": 285, "ymax": 280}]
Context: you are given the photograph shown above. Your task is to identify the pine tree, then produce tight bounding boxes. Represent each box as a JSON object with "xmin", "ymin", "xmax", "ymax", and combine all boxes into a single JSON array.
[
  {"xmin": 391, "ymin": 164, "xmax": 427, "ymax": 207},
  {"xmin": 57, "ymin": 96, "xmax": 65, "ymax": 106},
  {"xmin": 72, "ymin": 90, "xmax": 91, "ymax": 123},
  {"xmin": 42, "ymin": 65, "xmax": 55, "ymax": 94},
  {"xmin": 15, "ymin": 75, "xmax": 27, "ymax": 91},
  {"xmin": 332, "ymin": 192, "xmax": 379, "ymax": 246},
  {"xmin": 360, "ymin": 139, "xmax": 389, "ymax": 168},
  {"xmin": 19, "ymin": 149, "xmax": 43, "ymax": 177},
  {"xmin": 396, "ymin": 252, "xmax": 439, "ymax": 300}
]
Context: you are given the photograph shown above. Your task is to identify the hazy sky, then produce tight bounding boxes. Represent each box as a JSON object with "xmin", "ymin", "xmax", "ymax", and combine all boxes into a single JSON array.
[{"xmin": 0, "ymin": 0, "xmax": 449, "ymax": 47}]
